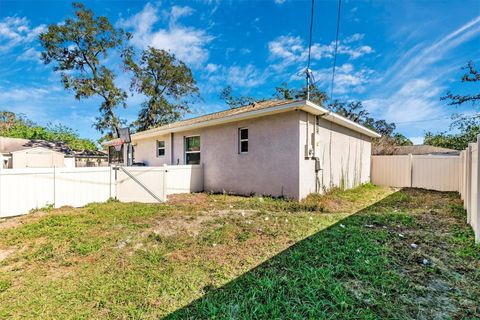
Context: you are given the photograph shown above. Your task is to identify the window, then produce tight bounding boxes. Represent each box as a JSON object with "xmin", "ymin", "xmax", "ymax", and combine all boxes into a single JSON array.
[
  {"xmin": 185, "ymin": 136, "xmax": 200, "ymax": 164},
  {"xmin": 157, "ymin": 140, "xmax": 165, "ymax": 157},
  {"xmin": 239, "ymin": 128, "xmax": 248, "ymax": 153}
]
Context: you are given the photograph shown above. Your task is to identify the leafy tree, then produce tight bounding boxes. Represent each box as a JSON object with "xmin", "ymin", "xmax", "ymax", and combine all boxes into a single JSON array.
[
  {"xmin": 0, "ymin": 110, "xmax": 97, "ymax": 151},
  {"xmin": 424, "ymin": 115, "xmax": 479, "ymax": 150},
  {"xmin": 441, "ymin": 61, "xmax": 479, "ymax": 106},
  {"xmin": 124, "ymin": 47, "xmax": 199, "ymax": 131},
  {"xmin": 219, "ymin": 86, "xmax": 256, "ymax": 109},
  {"xmin": 326, "ymin": 100, "xmax": 412, "ymax": 154},
  {"xmin": 274, "ymin": 82, "xmax": 328, "ymax": 106},
  {"xmin": 392, "ymin": 133, "xmax": 414, "ymax": 146},
  {"xmin": 39, "ymin": 2, "xmax": 129, "ymax": 136},
  {"xmin": 219, "ymin": 82, "xmax": 327, "ymax": 109},
  {"xmin": 426, "ymin": 61, "xmax": 480, "ymax": 150},
  {"xmin": 330, "ymin": 100, "xmax": 370, "ymax": 123}
]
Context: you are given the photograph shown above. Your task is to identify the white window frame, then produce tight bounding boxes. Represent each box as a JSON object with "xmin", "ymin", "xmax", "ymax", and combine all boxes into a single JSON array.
[
  {"xmin": 239, "ymin": 128, "xmax": 248, "ymax": 154},
  {"xmin": 156, "ymin": 140, "xmax": 165, "ymax": 157},
  {"xmin": 184, "ymin": 135, "xmax": 201, "ymax": 164}
]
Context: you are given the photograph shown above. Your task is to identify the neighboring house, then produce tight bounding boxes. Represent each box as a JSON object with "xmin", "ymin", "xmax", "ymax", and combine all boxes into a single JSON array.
[
  {"xmin": 0, "ymin": 137, "xmax": 107, "ymax": 168},
  {"xmin": 106, "ymin": 100, "xmax": 380, "ymax": 200},
  {"xmin": 390, "ymin": 145, "xmax": 460, "ymax": 156},
  {"xmin": 74, "ymin": 150, "xmax": 109, "ymax": 167}
]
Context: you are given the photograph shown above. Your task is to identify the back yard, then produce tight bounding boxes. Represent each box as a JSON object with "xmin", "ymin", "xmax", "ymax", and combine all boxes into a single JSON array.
[{"xmin": 0, "ymin": 185, "xmax": 478, "ymax": 319}]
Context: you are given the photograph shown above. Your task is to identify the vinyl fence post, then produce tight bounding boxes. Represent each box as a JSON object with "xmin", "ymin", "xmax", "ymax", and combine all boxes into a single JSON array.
[
  {"xmin": 109, "ymin": 165, "xmax": 112, "ymax": 199},
  {"xmin": 163, "ymin": 164, "xmax": 168, "ymax": 202},
  {"xmin": 0, "ymin": 167, "xmax": 2, "ymax": 217},
  {"xmin": 409, "ymin": 153, "xmax": 413, "ymax": 188},
  {"xmin": 53, "ymin": 166, "xmax": 56, "ymax": 208},
  {"xmin": 475, "ymin": 134, "xmax": 480, "ymax": 243},
  {"xmin": 466, "ymin": 144, "xmax": 473, "ymax": 222}
]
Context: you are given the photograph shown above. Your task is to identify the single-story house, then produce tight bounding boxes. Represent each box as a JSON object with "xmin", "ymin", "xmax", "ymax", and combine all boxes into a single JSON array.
[
  {"xmin": 0, "ymin": 137, "xmax": 107, "ymax": 168},
  {"xmin": 388, "ymin": 145, "xmax": 460, "ymax": 156},
  {"xmin": 106, "ymin": 99, "xmax": 380, "ymax": 200}
]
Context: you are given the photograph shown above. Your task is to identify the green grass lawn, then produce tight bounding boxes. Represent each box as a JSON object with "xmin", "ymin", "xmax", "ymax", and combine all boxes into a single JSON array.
[{"xmin": 0, "ymin": 185, "xmax": 478, "ymax": 319}]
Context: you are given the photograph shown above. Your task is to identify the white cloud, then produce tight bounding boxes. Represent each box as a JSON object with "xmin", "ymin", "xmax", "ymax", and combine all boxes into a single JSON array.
[
  {"xmin": 274, "ymin": 0, "xmax": 286, "ymax": 4},
  {"xmin": 268, "ymin": 34, "xmax": 373, "ymax": 72},
  {"xmin": 201, "ymin": 64, "xmax": 269, "ymax": 93},
  {"xmin": 227, "ymin": 64, "xmax": 268, "ymax": 87},
  {"xmin": 363, "ymin": 16, "xmax": 480, "ymax": 134},
  {"xmin": 343, "ymin": 34, "xmax": 364, "ymax": 44},
  {"xmin": 0, "ymin": 16, "xmax": 46, "ymax": 52},
  {"xmin": 0, "ymin": 86, "xmax": 50, "ymax": 101},
  {"xmin": 16, "ymin": 47, "xmax": 42, "ymax": 62},
  {"xmin": 118, "ymin": 3, "xmax": 213, "ymax": 67},
  {"xmin": 205, "ymin": 63, "xmax": 219, "ymax": 73},
  {"xmin": 380, "ymin": 15, "xmax": 480, "ymax": 89},
  {"xmin": 168, "ymin": 6, "xmax": 194, "ymax": 26},
  {"xmin": 291, "ymin": 63, "xmax": 373, "ymax": 95},
  {"xmin": 363, "ymin": 78, "xmax": 448, "ymax": 125}
]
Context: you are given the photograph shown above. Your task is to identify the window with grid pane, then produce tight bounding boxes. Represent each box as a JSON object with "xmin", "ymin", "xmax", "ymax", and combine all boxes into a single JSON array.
[
  {"xmin": 239, "ymin": 128, "xmax": 248, "ymax": 153},
  {"xmin": 157, "ymin": 140, "xmax": 165, "ymax": 157},
  {"xmin": 185, "ymin": 136, "xmax": 200, "ymax": 164}
]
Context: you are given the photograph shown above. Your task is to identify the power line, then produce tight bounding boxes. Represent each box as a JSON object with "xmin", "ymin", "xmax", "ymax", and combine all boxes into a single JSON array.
[
  {"xmin": 306, "ymin": 0, "xmax": 315, "ymax": 100},
  {"xmin": 330, "ymin": 0, "xmax": 342, "ymax": 101},
  {"xmin": 395, "ymin": 117, "xmax": 451, "ymax": 124},
  {"xmin": 307, "ymin": 0, "xmax": 315, "ymax": 70}
]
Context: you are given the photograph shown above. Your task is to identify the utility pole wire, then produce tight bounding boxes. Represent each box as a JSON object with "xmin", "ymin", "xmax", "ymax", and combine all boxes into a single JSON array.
[
  {"xmin": 306, "ymin": 0, "xmax": 315, "ymax": 101},
  {"xmin": 330, "ymin": 0, "xmax": 342, "ymax": 101}
]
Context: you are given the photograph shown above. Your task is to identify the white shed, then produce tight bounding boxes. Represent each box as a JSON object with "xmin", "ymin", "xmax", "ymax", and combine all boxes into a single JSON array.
[{"xmin": 11, "ymin": 147, "xmax": 65, "ymax": 168}]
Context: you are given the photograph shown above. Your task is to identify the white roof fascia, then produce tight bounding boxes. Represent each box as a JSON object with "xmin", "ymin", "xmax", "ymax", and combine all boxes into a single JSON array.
[
  {"xmin": 10, "ymin": 146, "xmax": 65, "ymax": 155},
  {"xmin": 303, "ymin": 100, "xmax": 381, "ymax": 138}
]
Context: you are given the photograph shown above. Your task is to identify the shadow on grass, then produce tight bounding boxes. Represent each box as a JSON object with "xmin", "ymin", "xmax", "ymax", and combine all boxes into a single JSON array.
[{"xmin": 165, "ymin": 189, "xmax": 477, "ymax": 319}]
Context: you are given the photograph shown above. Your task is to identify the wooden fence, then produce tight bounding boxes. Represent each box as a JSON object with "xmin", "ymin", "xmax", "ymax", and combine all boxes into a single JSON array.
[
  {"xmin": 0, "ymin": 165, "xmax": 203, "ymax": 218},
  {"xmin": 372, "ymin": 135, "xmax": 480, "ymax": 242}
]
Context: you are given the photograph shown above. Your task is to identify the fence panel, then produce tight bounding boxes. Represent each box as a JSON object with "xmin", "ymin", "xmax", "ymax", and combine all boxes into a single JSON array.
[
  {"xmin": 412, "ymin": 156, "xmax": 461, "ymax": 192},
  {"xmin": 165, "ymin": 165, "xmax": 204, "ymax": 195},
  {"xmin": 0, "ymin": 165, "xmax": 204, "ymax": 218},
  {"xmin": 0, "ymin": 168, "xmax": 55, "ymax": 217},
  {"xmin": 55, "ymin": 167, "xmax": 112, "ymax": 208},
  {"xmin": 371, "ymin": 155, "xmax": 411, "ymax": 188}
]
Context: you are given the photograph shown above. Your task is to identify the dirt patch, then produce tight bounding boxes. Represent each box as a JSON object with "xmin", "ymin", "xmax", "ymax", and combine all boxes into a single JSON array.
[
  {"xmin": 167, "ymin": 193, "xmax": 210, "ymax": 206},
  {"xmin": 149, "ymin": 209, "xmax": 258, "ymax": 237},
  {"xmin": 0, "ymin": 209, "xmax": 59, "ymax": 231},
  {"xmin": 0, "ymin": 248, "xmax": 14, "ymax": 262}
]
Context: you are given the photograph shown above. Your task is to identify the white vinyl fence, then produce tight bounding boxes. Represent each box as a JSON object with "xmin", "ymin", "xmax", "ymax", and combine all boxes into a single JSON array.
[
  {"xmin": 371, "ymin": 155, "xmax": 462, "ymax": 191},
  {"xmin": 0, "ymin": 165, "xmax": 203, "ymax": 218},
  {"xmin": 372, "ymin": 135, "xmax": 480, "ymax": 242},
  {"xmin": 460, "ymin": 137, "xmax": 479, "ymax": 243}
]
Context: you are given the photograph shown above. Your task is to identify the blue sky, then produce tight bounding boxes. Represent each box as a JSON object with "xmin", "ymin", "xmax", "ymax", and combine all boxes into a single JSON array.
[{"xmin": 0, "ymin": 0, "xmax": 479, "ymax": 144}]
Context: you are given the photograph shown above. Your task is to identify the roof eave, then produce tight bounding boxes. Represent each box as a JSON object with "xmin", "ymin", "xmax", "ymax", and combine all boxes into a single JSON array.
[
  {"xmin": 131, "ymin": 100, "xmax": 306, "ymax": 141},
  {"xmin": 304, "ymin": 100, "xmax": 381, "ymax": 138},
  {"xmin": 10, "ymin": 146, "xmax": 66, "ymax": 155},
  {"xmin": 128, "ymin": 100, "xmax": 380, "ymax": 141}
]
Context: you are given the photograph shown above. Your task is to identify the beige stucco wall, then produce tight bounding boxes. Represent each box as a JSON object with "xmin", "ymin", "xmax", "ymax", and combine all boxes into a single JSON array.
[
  {"xmin": 298, "ymin": 112, "xmax": 372, "ymax": 199},
  {"xmin": 133, "ymin": 136, "xmax": 171, "ymax": 166},
  {"xmin": 132, "ymin": 110, "xmax": 372, "ymax": 200},
  {"xmin": 133, "ymin": 111, "xmax": 301, "ymax": 199}
]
